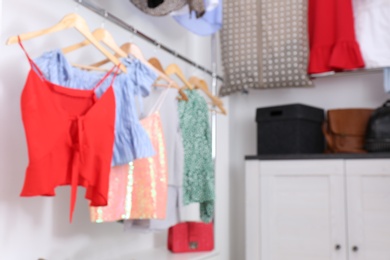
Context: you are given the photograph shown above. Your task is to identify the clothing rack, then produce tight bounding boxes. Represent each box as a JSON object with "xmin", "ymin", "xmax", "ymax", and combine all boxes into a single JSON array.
[
  {"xmin": 74, "ymin": 0, "xmax": 224, "ymax": 82},
  {"xmin": 74, "ymin": 0, "xmax": 220, "ymax": 164},
  {"xmin": 75, "ymin": 3, "xmax": 221, "ymax": 254}
]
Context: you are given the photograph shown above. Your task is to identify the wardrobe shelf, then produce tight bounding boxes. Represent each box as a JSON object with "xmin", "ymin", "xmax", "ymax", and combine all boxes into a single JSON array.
[
  {"xmin": 310, "ymin": 67, "xmax": 383, "ymax": 78},
  {"xmin": 118, "ymin": 247, "xmax": 219, "ymax": 260}
]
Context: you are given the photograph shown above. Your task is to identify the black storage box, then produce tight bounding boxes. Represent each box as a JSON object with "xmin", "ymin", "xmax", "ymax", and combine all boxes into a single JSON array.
[{"xmin": 256, "ymin": 104, "xmax": 325, "ymax": 154}]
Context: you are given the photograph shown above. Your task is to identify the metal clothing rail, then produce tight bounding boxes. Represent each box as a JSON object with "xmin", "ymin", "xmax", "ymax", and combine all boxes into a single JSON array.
[{"xmin": 74, "ymin": 0, "xmax": 224, "ymax": 82}]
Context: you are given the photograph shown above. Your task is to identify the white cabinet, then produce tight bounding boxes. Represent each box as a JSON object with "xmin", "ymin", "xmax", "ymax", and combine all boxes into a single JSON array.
[
  {"xmin": 346, "ymin": 160, "xmax": 390, "ymax": 260},
  {"xmin": 245, "ymin": 158, "xmax": 390, "ymax": 260}
]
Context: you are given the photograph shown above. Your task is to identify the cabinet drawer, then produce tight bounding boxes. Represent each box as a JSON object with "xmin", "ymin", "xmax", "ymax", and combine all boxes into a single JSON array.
[{"xmin": 346, "ymin": 159, "xmax": 390, "ymax": 176}]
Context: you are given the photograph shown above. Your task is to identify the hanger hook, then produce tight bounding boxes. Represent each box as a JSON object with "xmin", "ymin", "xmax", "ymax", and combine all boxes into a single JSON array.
[
  {"xmin": 199, "ymin": 65, "xmax": 206, "ymax": 78},
  {"xmin": 74, "ymin": 0, "xmax": 81, "ymax": 13},
  {"xmin": 196, "ymin": 64, "xmax": 202, "ymax": 74},
  {"xmin": 154, "ymin": 42, "xmax": 161, "ymax": 55},
  {"xmin": 192, "ymin": 64, "xmax": 200, "ymax": 77},
  {"xmin": 101, "ymin": 10, "xmax": 108, "ymax": 28},
  {"xmin": 128, "ymin": 30, "xmax": 135, "ymax": 44},
  {"xmin": 200, "ymin": 67, "xmax": 207, "ymax": 78},
  {"xmin": 173, "ymin": 51, "xmax": 179, "ymax": 64},
  {"xmin": 128, "ymin": 28, "xmax": 137, "ymax": 44}
]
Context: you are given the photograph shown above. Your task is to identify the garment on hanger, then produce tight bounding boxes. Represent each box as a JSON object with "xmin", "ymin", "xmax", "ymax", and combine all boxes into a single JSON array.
[
  {"xmin": 130, "ymin": 0, "xmax": 204, "ymax": 17},
  {"xmin": 124, "ymin": 186, "xmax": 180, "ymax": 231},
  {"xmin": 18, "ymin": 39, "xmax": 118, "ymax": 222},
  {"xmin": 171, "ymin": 0, "xmax": 218, "ymax": 16},
  {"xmin": 187, "ymin": 0, "xmax": 206, "ymax": 18},
  {"xmin": 172, "ymin": 0, "xmax": 222, "ymax": 36},
  {"xmin": 173, "ymin": 126, "xmax": 201, "ymax": 223},
  {"xmin": 124, "ymin": 113, "xmax": 200, "ymax": 232},
  {"xmin": 384, "ymin": 68, "xmax": 390, "ymax": 93},
  {"xmin": 129, "ymin": 108, "xmax": 168, "ymax": 219},
  {"xmin": 219, "ymin": 0, "xmax": 313, "ymax": 96},
  {"xmin": 308, "ymin": 0, "xmax": 365, "ymax": 73},
  {"xmin": 178, "ymin": 89, "xmax": 214, "ymax": 223},
  {"xmin": 130, "ymin": 0, "xmax": 186, "ymax": 16},
  {"xmin": 34, "ymin": 49, "xmax": 157, "ymax": 166},
  {"xmin": 148, "ymin": 0, "xmax": 164, "ymax": 8},
  {"xmin": 90, "ymin": 89, "xmax": 169, "ymax": 222},
  {"xmin": 353, "ymin": 0, "xmax": 390, "ymax": 68}
]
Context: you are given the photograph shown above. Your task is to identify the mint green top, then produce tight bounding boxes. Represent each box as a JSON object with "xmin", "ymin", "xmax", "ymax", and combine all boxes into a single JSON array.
[{"xmin": 178, "ymin": 90, "xmax": 214, "ymax": 223}]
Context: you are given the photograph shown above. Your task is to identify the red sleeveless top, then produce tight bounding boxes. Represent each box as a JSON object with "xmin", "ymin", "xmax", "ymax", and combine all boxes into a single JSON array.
[{"xmin": 18, "ymin": 38, "xmax": 118, "ymax": 222}]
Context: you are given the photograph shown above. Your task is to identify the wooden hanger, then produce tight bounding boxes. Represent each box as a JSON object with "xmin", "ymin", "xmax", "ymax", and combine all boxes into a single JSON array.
[
  {"xmin": 6, "ymin": 13, "xmax": 127, "ymax": 73},
  {"xmin": 90, "ymin": 43, "xmax": 167, "ymax": 78},
  {"xmin": 91, "ymin": 43, "xmax": 188, "ymax": 100},
  {"xmin": 189, "ymin": 76, "xmax": 227, "ymax": 115},
  {"xmin": 119, "ymin": 43, "xmax": 186, "ymax": 93},
  {"xmin": 62, "ymin": 27, "xmax": 128, "ymax": 58},
  {"xmin": 61, "ymin": 27, "xmax": 127, "ymax": 72},
  {"xmin": 90, "ymin": 42, "xmax": 153, "ymax": 68},
  {"xmin": 165, "ymin": 63, "xmax": 194, "ymax": 90},
  {"xmin": 149, "ymin": 57, "xmax": 165, "ymax": 73},
  {"xmin": 149, "ymin": 57, "xmax": 188, "ymax": 101}
]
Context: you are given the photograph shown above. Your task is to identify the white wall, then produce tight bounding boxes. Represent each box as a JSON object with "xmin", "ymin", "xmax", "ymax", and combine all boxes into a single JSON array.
[
  {"xmin": 228, "ymin": 72, "xmax": 389, "ymax": 259},
  {"xmin": 0, "ymin": 0, "xmax": 229, "ymax": 259}
]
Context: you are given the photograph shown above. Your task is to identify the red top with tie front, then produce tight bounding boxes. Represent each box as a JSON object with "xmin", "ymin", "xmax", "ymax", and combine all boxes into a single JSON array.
[{"xmin": 18, "ymin": 38, "xmax": 118, "ymax": 222}]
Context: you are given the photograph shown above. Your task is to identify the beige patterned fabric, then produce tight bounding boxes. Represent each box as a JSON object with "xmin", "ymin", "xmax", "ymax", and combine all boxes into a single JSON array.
[{"xmin": 220, "ymin": 0, "xmax": 313, "ymax": 96}]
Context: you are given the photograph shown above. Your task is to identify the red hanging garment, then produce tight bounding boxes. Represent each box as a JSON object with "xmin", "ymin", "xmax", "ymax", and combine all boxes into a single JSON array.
[
  {"xmin": 18, "ymin": 37, "xmax": 118, "ymax": 222},
  {"xmin": 308, "ymin": 0, "xmax": 365, "ymax": 73}
]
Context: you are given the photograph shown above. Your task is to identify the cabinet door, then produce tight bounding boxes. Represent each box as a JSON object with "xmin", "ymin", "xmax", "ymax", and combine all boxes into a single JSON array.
[
  {"xmin": 246, "ymin": 160, "xmax": 262, "ymax": 260},
  {"xmin": 346, "ymin": 159, "xmax": 390, "ymax": 260},
  {"xmin": 259, "ymin": 160, "xmax": 347, "ymax": 260}
]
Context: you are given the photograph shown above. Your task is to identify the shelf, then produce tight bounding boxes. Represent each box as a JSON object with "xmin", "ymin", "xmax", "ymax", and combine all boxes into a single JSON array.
[
  {"xmin": 116, "ymin": 247, "xmax": 219, "ymax": 260},
  {"xmin": 245, "ymin": 153, "xmax": 390, "ymax": 160},
  {"xmin": 310, "ymin": 68, "xmax": 383, "ymax": 78}
]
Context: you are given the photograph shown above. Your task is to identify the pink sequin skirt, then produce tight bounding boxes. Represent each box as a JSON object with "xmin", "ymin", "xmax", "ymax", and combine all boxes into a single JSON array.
[{"xmin": 90, "ymin": 112, "xmax": 168, "ymax": 222}]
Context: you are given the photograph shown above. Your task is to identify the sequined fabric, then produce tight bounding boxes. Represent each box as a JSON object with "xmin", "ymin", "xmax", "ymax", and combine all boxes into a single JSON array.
[
  {"xmin": 130, "ymin": 112, "xmax": 168, "ymax": 219},
  {"xmin": 90, "ymin": 112, "xmax": 168, "ymax": 222},
  {"xmin": 89, "ymin": 164, "xmax": 133, "ymax": 223}
]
